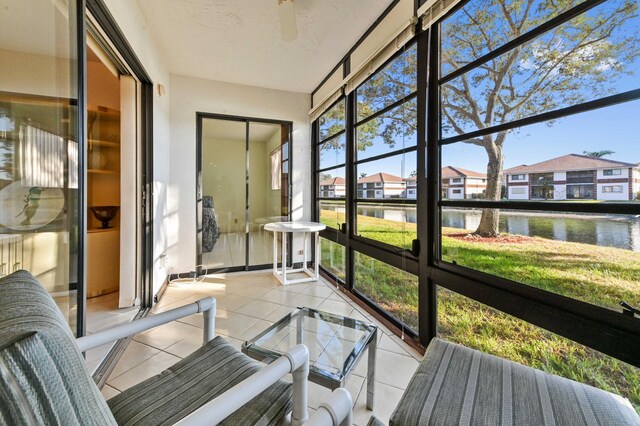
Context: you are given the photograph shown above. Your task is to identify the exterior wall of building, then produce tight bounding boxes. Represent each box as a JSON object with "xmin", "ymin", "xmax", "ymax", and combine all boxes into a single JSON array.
[
  {"xmin": 553, "ymin": 184, "xmax": 567, "ymax": 200},
  {"xmin": 447, "ymin": 186, "xmax": 465, "ymax": 199},
  {"xmin": 506, "ymin": 173, "xmax": 530, "ymax": 200},
  {"xmin": 405, "ymin": 182, "xmax": 417, "ymax": 199},
  {"xmin": 633, "ymin": 169, "xmax": 640, "ymax": 200},
  {"xmin": 552, "ymin": 171, "xmax": 568, "ymax": 200},
  {"xmin": 596, "ymin": 182, "xmax": 629, "ymax": 201},
  {"xmin": 506, "ymin": 167, "xmax": 640, "ymax": 201},
  {"xmin": 383, "ymin": 182, "xmax": 405, "ymax": 198},
  {"xmin": 508, "ymin": 184, "xmax": 529, "ymax": 199},
  {"xmin": 508, "ymin": 174, "xmax": 529, "ymax": 183},
  {"xmin": 465, "ymin": 177, "xmax": 487, "ymax": 198}
]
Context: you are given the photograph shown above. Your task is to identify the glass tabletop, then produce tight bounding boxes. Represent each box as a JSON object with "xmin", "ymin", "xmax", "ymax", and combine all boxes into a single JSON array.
[{"xmin": 242, "ymin": 307, "xmax": 377, "ymax": 386}]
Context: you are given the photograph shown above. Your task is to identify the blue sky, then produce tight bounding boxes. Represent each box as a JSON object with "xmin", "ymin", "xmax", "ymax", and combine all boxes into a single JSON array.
[
  {"xmin": 442, "ymin": 99, "xmax": 640, "ymax": 173},
  {"xmin": 321, "ymin": 98, "xmax": 639, "ymax": 180}
]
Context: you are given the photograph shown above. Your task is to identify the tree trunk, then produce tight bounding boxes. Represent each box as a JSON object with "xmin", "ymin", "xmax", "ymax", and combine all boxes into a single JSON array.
[{"xmin": 474, "ymin": 140, "xmax": 504, "ymax": 237}]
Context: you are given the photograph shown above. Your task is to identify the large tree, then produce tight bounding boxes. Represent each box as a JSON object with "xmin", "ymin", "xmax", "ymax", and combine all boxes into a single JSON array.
[
  {"xmin": 441, "ymin": 0, "xmax": 639, "ymax": 236},
  {"xmin": 318, "ymin": 44, "xmax": 417, "ymax": 162},
  {"xmin": 318, "ymin": 0, "xmax": 638, "ymax": 237}
]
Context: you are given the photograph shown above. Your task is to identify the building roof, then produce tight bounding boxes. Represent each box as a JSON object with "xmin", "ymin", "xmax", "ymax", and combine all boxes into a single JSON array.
[
  {"xmin": 504, "ymin": 154, "xmax": 637, "ymax": 175},
  {"xmin": 441, "ymin": 166, "xmax": 486, "ymax": 179},
  {"xmin": 358, "ymin": 172, "xmax": 404, "ymax": 183},
  {"xmin": 320, "ymin": 177, "xmax": 345, "ymax": 186}
]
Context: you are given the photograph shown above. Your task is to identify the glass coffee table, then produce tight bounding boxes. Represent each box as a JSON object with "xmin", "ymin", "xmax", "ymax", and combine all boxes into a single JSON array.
[{"xmin": 242, "ymin": 307, "xmax": 378, "ymax": 409}]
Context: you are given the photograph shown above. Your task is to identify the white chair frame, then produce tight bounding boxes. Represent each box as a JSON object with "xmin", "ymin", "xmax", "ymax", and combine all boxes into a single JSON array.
[{"xmin": 76, "ymin": 297, "xmax": 352, "ymax": 426}]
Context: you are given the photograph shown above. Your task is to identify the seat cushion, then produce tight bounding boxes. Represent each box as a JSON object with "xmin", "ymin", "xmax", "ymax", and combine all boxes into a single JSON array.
[
  {"xmin": 108, "ymin": 336, "xmax": 292, "ymax": 425},
  {"xmin": 0, "ymin": 270, "xmax": 117, "ymax": 425},
  {"xmin": 390, "ymin": 338, "xmax": 640, "ymax": 426}
]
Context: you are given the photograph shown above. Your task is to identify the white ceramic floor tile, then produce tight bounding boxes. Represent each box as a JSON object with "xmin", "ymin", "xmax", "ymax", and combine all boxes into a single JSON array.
[
  {"xmin": 369, "ymin": 349, "xmax": 419, "ymax": 390},
  {"xmin": 85, "ymin": 342, "xmax": 115, "ymax": 374},
  {"xmin": 164, "ymin": 332, "xmax": 205, "ymax": 358},
  {"xmin": 108, "ymin": 351, "xmax": 180, "ymax": 391},
  {"xmin": 299, "ymin": 284, "xmax": 335, "ymax": 299},
  {"xmin": 317, "ymin": 299, "xmax": 354, "ymax": 317},
  {"xmin": 285, "ymin": 293, "xmax": 326, "ymax": 309},
  {"xmin": 263, "ymin": 305, "xmax": 296, "ymax": 322},
  {"xmin": 307, "ymin": 374, "xmax": 365, "ymax": 411},
  {"xmin": 234, "ymin": 299, "xmax": 282, "ymax": 319},
  {"xmin": 215, "ymin": 311, "xmax": 260, "ymax": 337},
  {"xmin": 353, "ymin": 380, "xmax": 405, "ymax": 426},
  {"xmin": 110, "ymin": 341, "xmax": 161, "ymax": 378},
  {"xmin": 217, "ymin": 293, "xmax": 253, "ymax": 311},
  {"xmin": 236, "ymin": 319, "xmax": 273, "ymax": 341},
  {"xmin": 378, "ymin": 332, "xmax": 413, "ymax": 357},
  {"xmin": 177, "ymin": 313, "xmax": 204, "ymax": 328},
  {"xmin": 100, "ymin": 385, "xmax": 120, "ymax": 400},
  {"xmin": 258, "ymin": 288, "xmax": 299, "ymax": 305},
  {"xmin": 134, "ymin": 321, "xmax": 202, "ymax": 350}
]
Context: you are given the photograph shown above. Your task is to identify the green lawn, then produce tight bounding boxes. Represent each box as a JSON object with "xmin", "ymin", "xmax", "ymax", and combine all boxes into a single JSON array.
[{"xmin": 319, "ymin": 208, "xmax": 640, "ymax": 413}]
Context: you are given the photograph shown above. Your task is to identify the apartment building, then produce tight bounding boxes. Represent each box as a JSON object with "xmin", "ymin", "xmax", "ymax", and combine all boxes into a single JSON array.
[
  {"xmin": 504, "ymin": 154, "xmax": 640, "ymax": 201},
  {"xmin": 319, "ymin": 176, "xmax": 346, "ymax": 198},
  {"xmin": 357, "ymin": 172, "xmax": 405, "ymax": 199},
  {"xmin": 441, "ymin": 166, "xmax": 487, "ymax": 199}
]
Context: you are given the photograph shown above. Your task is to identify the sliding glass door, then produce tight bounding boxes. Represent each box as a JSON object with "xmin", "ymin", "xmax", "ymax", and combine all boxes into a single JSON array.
[
  {"xmin": 0, "ymin": 0, "xmax": 83, "ymax": 333},
  {"xmin": 200, "ymin": 118, "xmax": 247, "ymax": 269},
  {"xmin": 197, "ymin": 114, "xmax": 291, "ymax": 272}
]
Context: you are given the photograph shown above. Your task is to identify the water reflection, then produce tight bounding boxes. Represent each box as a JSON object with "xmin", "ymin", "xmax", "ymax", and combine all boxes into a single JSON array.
[{"xmin": 325, "ymin": 204, "xmax": 640, "ymax": 251}]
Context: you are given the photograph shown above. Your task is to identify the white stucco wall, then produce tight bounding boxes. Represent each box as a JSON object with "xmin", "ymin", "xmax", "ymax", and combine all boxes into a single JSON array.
[
  {"xmin": 465, "ymin": 177, "xmax": 486, "ymax": 196},
  {"xmin": 597, "ymin": 183, "xmax": 629, "ymax": 201},
  {"xmin": 168, "ymin": 74, "xmax": 311, "ymax": 273},
  {"xmin": 448, "ymin": 187, "xmax": 464, "ymax": 199},
  {"xmin": 553, "ymin": 184, "xmax": 567, "ymax": 200},
  {"xmin": 508, "ymin": 186, "xmax": 528, "ymax": 199},
  {"xmin": 554, "ymin": 172, "xmax": 566, "ymax": 181},
  {"xmin": 508, "ymin": 174, "xmax": 529, "ymax": 183}
]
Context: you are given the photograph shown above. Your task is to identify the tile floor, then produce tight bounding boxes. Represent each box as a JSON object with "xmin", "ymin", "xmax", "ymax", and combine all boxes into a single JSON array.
[
  {"xmin": 85, "ymin": 291, "xmax": 140, "ymax": 373},
  {"xmin": 102, "ymin": 270, "xmax": 423, "ymax": 425}
]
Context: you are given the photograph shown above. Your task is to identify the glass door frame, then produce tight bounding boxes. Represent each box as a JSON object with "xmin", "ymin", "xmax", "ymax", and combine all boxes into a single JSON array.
[
  {"xmin": 196, "ymin": 112, "xmax": 293, "ymax": 273},
  {"xmin": 84, "ymin": 0, "xmax": 156, "ymax": 331}
]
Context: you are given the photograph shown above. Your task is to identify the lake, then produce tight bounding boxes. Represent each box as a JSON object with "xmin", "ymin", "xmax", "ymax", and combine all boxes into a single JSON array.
[{"xmin": 325, "ymin": 204, "xmax": 640, "ymax": 251}]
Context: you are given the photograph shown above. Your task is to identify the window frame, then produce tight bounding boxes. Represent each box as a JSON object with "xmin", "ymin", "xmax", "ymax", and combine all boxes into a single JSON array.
[
  {"xmin": 432, "ymin": 0, "xmax": 640, "ymax": 367},
  {"xmin": 312, "ymin": 0, "xmax": 640, "ymax": 368}
]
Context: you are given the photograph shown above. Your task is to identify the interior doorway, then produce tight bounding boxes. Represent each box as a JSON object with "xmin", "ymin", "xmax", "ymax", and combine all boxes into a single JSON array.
[
  {"xmin": 196, "ymin": 114, "xmax": 292, "ymax": 272},
  {"xmin": 83, "ymin": 19, "xmax": 147, "ymax": 372}
]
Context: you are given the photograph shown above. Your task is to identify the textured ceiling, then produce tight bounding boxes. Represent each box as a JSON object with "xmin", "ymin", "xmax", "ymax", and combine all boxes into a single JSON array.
[{"xmin": 135, "ymin": 0, "xmax": 392, "ymax": 93}]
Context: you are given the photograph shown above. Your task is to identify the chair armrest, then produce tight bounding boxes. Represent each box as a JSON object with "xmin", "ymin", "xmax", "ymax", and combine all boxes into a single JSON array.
[
  {"xmin": 305, "ymin": 388, "xmax": 353, "ymax": 426},
  {"xmin": 76, "ymin": 297, "xmax": 216, "ymax": 352},
  {"xmin": 175, "ymin": 344, "xmax": 310, "ymax": 426}
]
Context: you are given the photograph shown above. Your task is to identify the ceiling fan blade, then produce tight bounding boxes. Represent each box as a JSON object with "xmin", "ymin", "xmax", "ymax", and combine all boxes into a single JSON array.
[{"xmin": 277, "ymin": 0, "xmax": 297, "ymax": 42}]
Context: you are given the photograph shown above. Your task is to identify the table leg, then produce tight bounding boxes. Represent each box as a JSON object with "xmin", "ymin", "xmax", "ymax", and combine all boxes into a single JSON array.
[
  {"xmin": 303, "ymin": 231, "xmax": 308, "ymax": 273},
  {"xmin": 296, "ymin": 313, "xmax": 303, "ymax": 345},
  {"xmin": 314, "ymin": 231, "xmax": 320, "ymax": 280},
  {"xmin": 282, "ymin": 231, "xmax": 287, "ymax": 285},
  {"xmin": 272, "ymin": 230, "xmax": 277, "ymax": 276},
  {"xmin": 366, "ymin": 329, "xmax": 377, "ymax": 410}
]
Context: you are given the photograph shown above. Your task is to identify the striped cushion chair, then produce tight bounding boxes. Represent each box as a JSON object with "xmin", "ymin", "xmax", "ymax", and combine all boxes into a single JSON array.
[
  {"xmin": 386, "ymin": 338, "xmax": 640, "ymax": 425},
  {"xmin": 0, "ymin": 270, "xmax": 118, "ymax": 425},
  {"xmin": 0, "ymin": 270, "xmax": 291, "ymax": 425}
]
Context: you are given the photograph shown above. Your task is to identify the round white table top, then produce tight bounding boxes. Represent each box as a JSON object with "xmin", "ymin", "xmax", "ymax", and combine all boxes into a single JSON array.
[{"xmin": 263, "ymin": 221, "xmax": 326, "ymax": 233}]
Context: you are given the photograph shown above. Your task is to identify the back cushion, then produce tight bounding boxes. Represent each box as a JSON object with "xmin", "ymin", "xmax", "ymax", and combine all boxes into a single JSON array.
[{"xmin": 0, "ymin": 270, "xmax": 117, "ymax": 425}]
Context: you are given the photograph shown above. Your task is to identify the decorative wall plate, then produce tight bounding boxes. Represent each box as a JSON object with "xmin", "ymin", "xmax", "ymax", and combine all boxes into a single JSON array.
[{"xmin": 0, "ymin": 181, "xmax": 65, "ymax": 231}]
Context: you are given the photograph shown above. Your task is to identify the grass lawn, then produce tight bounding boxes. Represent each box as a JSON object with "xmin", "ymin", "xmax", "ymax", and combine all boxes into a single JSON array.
[{"xmin": 319, "ymin": 208, "xmax": 640, "ymax": 412}]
